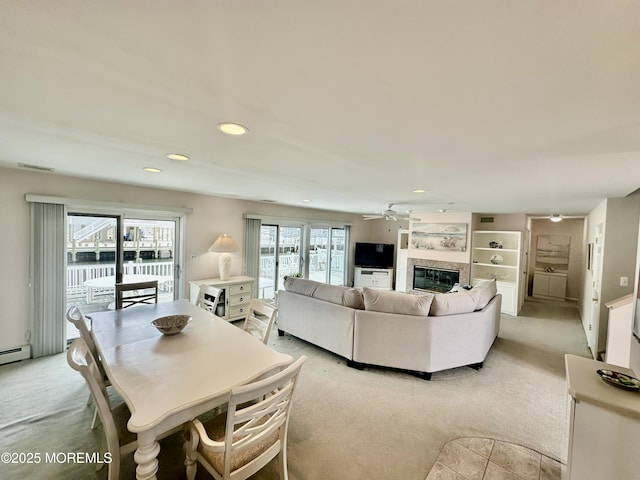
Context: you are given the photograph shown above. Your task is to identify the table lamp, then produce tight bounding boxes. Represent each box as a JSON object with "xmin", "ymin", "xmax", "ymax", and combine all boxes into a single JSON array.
[{"xmin": 209, "ymin": 234, "xmax": 239, "ymax": 281}]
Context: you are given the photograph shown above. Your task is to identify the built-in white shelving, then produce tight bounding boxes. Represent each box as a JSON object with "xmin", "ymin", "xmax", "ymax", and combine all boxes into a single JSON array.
[{"xmin": 471, "ymin": 230, "xmax": 523, "ymax": 316}]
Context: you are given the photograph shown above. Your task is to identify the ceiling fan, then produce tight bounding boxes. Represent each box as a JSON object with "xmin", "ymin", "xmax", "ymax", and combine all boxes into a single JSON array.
[{"xmin": 362, "ymin": 204, "xmax": 419, "ymax": 221}]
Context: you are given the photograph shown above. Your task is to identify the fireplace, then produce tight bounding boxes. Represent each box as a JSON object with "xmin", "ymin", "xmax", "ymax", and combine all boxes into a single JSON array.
[{"xmin": 413, "ymin": 266, "xmax": 460, "ymax": 293}]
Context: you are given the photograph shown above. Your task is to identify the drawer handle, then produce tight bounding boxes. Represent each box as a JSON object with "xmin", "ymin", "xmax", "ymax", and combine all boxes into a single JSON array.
[
  {"xmin": 239, "ymin": 286, "xmax": 244, "ymax": 291},
  {"xmin": 239, "ymin": 297, "xmax": 244, "ymax": 302}
]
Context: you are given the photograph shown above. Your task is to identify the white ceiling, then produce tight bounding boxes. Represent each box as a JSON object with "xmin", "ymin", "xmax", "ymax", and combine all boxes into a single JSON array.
[{"xmin": 1, "ymin": 1, "xmax": 639, "ymax": 217}]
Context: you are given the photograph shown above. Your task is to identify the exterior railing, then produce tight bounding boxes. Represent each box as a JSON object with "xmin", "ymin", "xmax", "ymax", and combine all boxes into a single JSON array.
[{"xmin": 66, "ymin": 261, "xmax": 175, "ymax": 301}]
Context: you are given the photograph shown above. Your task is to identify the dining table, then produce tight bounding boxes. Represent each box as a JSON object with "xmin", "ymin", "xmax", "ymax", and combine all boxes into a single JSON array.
[{"xmin": 87, "ymin": 299, "xmax": 293, "ymax": 480}]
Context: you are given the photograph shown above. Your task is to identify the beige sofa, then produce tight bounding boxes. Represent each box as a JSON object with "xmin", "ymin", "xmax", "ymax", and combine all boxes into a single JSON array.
[{"xmin": 277, "ymin": 277, "xmax": 501, "ymax": 379}]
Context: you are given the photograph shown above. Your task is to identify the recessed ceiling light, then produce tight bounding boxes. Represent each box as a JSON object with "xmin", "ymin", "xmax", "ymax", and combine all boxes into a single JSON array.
[
  {"xmin": 166, "ymin": 153, "xmax": 189, "ymax": 161},
  {"xmin": 143, "ymin": 167, "xmax": 162, "ymax": 173},
  {"xmin": 413, "ymin": 189, "xmax": 426, "ymax": 193},
  {"xmin": 218, "ymin": 122, "xmax": 248, "ymax": 135},
  {"xmin": 302, "ymin": 199, "xmax": 311, "ymax": 203}
]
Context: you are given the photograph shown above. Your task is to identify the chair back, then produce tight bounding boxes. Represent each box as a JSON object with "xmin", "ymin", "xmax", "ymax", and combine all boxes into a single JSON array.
[
  {"xmin": 67, "ymin": 338, "xmax": 122, "ymax": 475},
  {"xmin": 66, "ymin": 306, "xmax": 108, "ymax": 381},
  {"xmin": 196, "ymin": 285, "xmax": 223, "ymax": 314},
  {"xmin": 187, "ymin": 356, "xmax": 306, "ymax": 480},
  {"xmin": 242, "ymin": 299, "xmax": 278, "ymax": 344},
  {"xmin": 115, "ymin": 280, "xmax": 158, "ymax": 309}
]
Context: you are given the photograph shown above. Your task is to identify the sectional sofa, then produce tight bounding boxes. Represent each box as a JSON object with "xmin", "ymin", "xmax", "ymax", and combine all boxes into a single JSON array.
[{"xmin": 277, "ymin": 277, "xmax": 501, "ymax": 379}]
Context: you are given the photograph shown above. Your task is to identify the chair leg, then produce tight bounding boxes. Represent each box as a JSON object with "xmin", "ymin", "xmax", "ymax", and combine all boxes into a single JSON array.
[
  {"xmin": 86, "ymin": 392, "xmax": 93, "ymax": 406},
  {"xmin": 91, "ymin": 406, "xmax": 101, "ymax": 430}
]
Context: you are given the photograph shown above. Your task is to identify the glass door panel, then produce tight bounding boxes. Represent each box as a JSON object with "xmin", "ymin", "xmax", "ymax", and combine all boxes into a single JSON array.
[
  {"xmin": 259, "ymin": 225, "xmax": 277, "ymax": 299},
  {"xmin": 277, "ymin": 226, "xmax": 302, "ymax": 290},
  {"xmin": 309, "ymin": 228, "xmax": 329, "ymax": 283},
  {"xmin": 66, "ymin": 214, "xmax": 118, "ymax": 339},
  {"xmin": 330, "ymin": 228, "xmax": 346, "ymax": 285},
  {"xmin": 123, "ymin": 218, "xmax": 176, "ymax": 303},
  {"xmin": 258, "ymin": 225, "xmax": 302, "ymax": 299}
]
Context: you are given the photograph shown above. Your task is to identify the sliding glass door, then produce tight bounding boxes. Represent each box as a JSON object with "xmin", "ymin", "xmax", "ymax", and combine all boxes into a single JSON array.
[
  {"xmin": 66, "ymin": 213, "xmax": 177, "ymax": 340},
  {"xmin": 258, "ymin": 224, "xmax": 302, "ymax": 300},
  {"xmin": 309, "ymin": 227, "xmax": 346, "ymax": 285}
]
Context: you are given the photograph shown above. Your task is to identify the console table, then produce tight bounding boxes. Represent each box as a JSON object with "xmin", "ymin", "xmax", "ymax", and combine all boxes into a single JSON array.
[
  {"xmin": 189, "ymin": 275, "xmax": 254, "ymax": 321},
  {"xmin": 564, "ymin": 354, "xmax": 640, "ymax": 479}
]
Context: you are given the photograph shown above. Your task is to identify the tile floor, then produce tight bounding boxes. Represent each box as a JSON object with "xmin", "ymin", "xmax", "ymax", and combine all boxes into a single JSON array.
[{"xmin": 425, "ymin": 437, "xmax": 565, "ymax": 480}]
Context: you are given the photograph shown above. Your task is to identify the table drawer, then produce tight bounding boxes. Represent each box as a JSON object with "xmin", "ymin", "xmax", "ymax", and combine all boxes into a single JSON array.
[
  {"xmin": 229, "ymin": 291, "xmax": 251, "ymax": 307},
  {"xmin": 229, "ymin": 303, "xmax": 250, "ymax": 319},
  {"xmin": 229, "ymin": 282, "xmax": 252, "ymax": 296}
]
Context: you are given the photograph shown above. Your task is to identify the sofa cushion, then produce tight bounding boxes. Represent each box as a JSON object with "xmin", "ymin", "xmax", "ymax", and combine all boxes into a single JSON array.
[
  {"xmin": 313, "ymin": 283, "xmax": 365, "ymax": 309},
  {"xmin": 363, "ymin": 288, "xmax": 434, "ymax": 316},
  {"xmin": 283, "ymin": 277, "xmax": 319, "ymax": 297},
  {"xmin": 430, "ymin": 291, "xmax": 478, "ymax": 316},
  {"xmin": 470, "ymin": 279, "xmax": 497, "ymax": 310}
]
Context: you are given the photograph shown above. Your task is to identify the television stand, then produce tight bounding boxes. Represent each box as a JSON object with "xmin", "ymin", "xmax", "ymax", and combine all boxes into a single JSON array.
[{"xmin": 354, "ymin": 267, "xmax": 393, "ymax": 290}]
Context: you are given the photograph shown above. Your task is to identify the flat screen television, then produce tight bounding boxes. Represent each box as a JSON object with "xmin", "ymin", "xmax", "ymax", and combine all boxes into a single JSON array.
[{"xmin": 354, "ymin": 242, "xmax": 395, "ymax": 268}]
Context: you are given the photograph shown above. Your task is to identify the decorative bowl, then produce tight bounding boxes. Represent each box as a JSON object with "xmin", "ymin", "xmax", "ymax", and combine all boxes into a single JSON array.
[{"xmin": 151, "ymin": 315, "xmax": 192, "ymax": 335}]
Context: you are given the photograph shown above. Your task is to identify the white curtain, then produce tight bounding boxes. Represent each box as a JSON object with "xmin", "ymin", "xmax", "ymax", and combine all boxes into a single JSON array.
[
  {"xmin": 244, "ymin": 218, "xmax": 261, "ymax": 280},
  {"xmin": 30, "ymin": 202, "xmax": 66, "ymax": 357}
]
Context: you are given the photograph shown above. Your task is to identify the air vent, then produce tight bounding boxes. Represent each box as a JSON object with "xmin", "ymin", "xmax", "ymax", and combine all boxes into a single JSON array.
[
  {"xmin": 18, "ymin": 163, "xmax": 55, "ymax": 172},
  {"xmin": 480, "ymin": 216, "xmax": 494, "ymax": 223}
]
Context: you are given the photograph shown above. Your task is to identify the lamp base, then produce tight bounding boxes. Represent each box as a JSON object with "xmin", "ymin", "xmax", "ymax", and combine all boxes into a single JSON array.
[{"xmin": 219, "ymin": 253, "xmax": 232, "ymax": 281}]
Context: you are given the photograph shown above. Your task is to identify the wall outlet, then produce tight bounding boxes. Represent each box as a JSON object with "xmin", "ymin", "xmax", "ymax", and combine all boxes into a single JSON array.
[
  {"xmin": 620, "ymin": 276, "xmax": 629, "ymax": 287},
  {"xmin": 190, "ymin": 253, "xmax": 199, "ymax": 259}
]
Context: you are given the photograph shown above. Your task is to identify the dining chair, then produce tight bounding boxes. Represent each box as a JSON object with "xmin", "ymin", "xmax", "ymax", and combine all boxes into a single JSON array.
[
  {"xmin": 67, "ymin": 337, "xmax": 137, "ymax": 480},
  {"xmin": 196, "ymin": 284, "xmax": 223, "ymax": 315},
  {"xmin": 242, "ymin": 299, "xmax": 278, "ymax": 345},
  {"xmin": 66, "ymin": 305, "xmax": 110, "ymax": 429},
  {"xmin": 115, "ymin": 280, "xmax": 158, "ymax": 309},
  {"xmin": 184, "ymin": 355, "xmax": 307, "ymax": 480}
]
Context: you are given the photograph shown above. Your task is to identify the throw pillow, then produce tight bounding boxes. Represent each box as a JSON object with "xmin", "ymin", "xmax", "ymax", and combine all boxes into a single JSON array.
[
  {"xmin": 430, "ymin": 291, "xmax": 478, "ymax": 316},
  {"xmin": 283, "ymin": 277, "xmax": 319, "ymax": 297},
  {"xmin": 363, "ymin": 288, "xmax": 434, "ymax": 316},
  {"xmin": 469, "ymin": 279, "xmax": 497, "ymax": 310}
]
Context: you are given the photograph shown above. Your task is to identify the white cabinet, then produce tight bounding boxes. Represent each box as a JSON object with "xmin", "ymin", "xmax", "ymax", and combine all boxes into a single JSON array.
[
  {"xmin": 189, "ymin": 275, "xmax": 255, "ymax": 321},
  {"xmin": 354, "ymin": 267, "xmax": 393, "ymax": 290},
  {"xmin": 395, "ymin": 229, "xmax": 409, "ymax": 292},
  {"xmin": 471, "ymin": 230, "xmax": 523, "ymax": 316},
  {"xmin": 565, "ymin": 355, "xmax": 640, "ymax": 480},
  {"xmin": 532, "ymin": 272, "xmax": 567, "ymax": 300}
]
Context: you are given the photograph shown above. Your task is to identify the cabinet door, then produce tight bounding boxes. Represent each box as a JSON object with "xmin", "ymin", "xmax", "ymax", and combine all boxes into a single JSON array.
[
  {"xmin": 548, "ymin": 275, "xmax": 566, "ymax": 298},
  {"xmin": 532, "ymin": 273, "xmax": 550, "ymax": 296}
]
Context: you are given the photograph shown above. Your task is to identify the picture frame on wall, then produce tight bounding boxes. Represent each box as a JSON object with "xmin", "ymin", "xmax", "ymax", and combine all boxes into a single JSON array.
[
  {"xmin": 410, "ymin": 223, "xmax": 468, "ymax": 252},
  {"xmin": 587, "ymin": 242, "xmax": 594, "ymax": 271}
]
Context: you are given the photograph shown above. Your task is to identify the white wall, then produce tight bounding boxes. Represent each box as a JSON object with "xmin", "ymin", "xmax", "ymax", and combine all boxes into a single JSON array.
[{"xmin": 0, "ymin": 167, "xmax": 380, "ymax": 353}]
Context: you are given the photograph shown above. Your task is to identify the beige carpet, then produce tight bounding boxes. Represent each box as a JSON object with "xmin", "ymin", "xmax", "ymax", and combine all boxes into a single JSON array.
[{"xmin": 0, "ymin": 298, "xmax": 590, "ymax": 480}]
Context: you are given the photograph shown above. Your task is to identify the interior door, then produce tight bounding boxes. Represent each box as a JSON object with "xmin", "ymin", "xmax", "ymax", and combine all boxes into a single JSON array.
[{"xmin": 589, "ymin": 224, "xmax": 604, "ymax": 358}]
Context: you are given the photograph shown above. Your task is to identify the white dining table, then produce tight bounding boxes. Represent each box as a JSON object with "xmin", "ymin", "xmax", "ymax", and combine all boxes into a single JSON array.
[{"xmin": 88, "ymin": 299, "xmax": 293, "ymax": 480}]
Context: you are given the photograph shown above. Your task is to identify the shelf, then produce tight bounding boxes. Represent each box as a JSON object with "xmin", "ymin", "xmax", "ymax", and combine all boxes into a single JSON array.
[
  {"xmin": 472, "ymin": 262, "xmax": 516, "ymax": 269},
  {"xmin": 473, "ymin": 247, "xmax": 519, "ymax": 253}
]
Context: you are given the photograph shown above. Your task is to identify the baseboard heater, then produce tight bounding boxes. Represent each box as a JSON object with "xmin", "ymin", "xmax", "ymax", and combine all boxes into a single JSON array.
[{"xmin": 0, "ymin": 345, "xmax": 31, "ymax": 365}]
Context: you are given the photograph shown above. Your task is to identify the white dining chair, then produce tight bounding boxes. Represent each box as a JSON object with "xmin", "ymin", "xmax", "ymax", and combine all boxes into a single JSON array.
[
  {"xmin": 196, "ymin": 284, "xmax": 223, "ymax": 315},
  {"xmin": 66, "ymin": 305, "xmax": 109, "ymax": 429},
  {"xmin": 115, "ymin": 280, "xmax": 158, "ymax": 309},
  {"xmin": 67, "ymin": 337, "xmax": 137, "ymax": 480},
  {"xmin": 242, "ymin": 299, "xmax": 278, "ymax": 345},
  {"xmin": 184, "ymin": 355, "xmax": 307, "ymax": 480}
]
